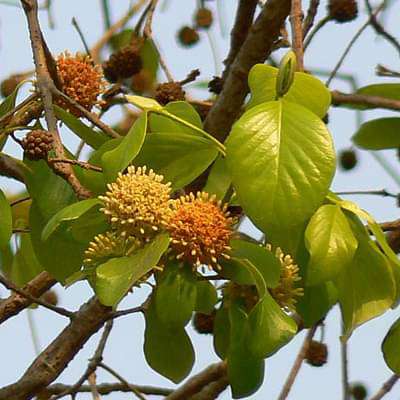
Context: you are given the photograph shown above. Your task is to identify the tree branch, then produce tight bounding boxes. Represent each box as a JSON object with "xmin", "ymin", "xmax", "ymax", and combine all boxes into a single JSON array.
[
  {"xmin": 302, "ymin": 0, "xmax": 320, "ymax": 37},
  {"xmin": 0, "ymin": 153, "xmax": 27, "ymax": 183},
  {"xmin": 203, "ymin": 0, "xmax": 291, "ymax": 142},
  {"xmin": 0, "ymin": 297, "xmax": 112, "ymax": 400},
  {"xmin": 290, "ymin": 0, "xmax": 304, "ymax": 71},
  {"xmin": 0, "ymin": 271, "xmax": 56, "ymax": 325},
  {"xmin": 165, "ymin": 362, "xmax": 227, "ymax": 400},
  {"xmin": 370, "ymin": 374, "xmax": 400, "ymax": 400}
]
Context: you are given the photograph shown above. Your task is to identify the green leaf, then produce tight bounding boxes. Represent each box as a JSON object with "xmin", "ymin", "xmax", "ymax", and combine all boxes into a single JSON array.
[
  {"xmin": 42, "ymin": 198, "xmax": 102, "ymax": 240},
  {"xmin": 226, "ymin": 100, "xmax": 335, "ymax": 253},
  {"xmin": 141, "ymin": 39, "xmax": 160, "ymax": 80},
  {"xmin": 228, "ymin": 302, "xmax": 265, "ymax": 398},
  {"xmin": 229, "ymin": 239, "xmax": 281, "ymax": 288},
  {"xmin": 247, "ymin": 291, "xmax": 297, "ymax": 358},
  {"xmin": 296, "ymin": 281, "xmax": 338, "ymax": 328},
  {"xmin": 336, "ymin": 217, "xmax": 395, "ymax": 339},
  {"xmin": 0, "ymin": 189, "xmax": 12, "ymax": 248},
  {"xmin": 219, "ymin": 257, "xmax": 255, "ymax": 286},
  {"xmin": 11, "ymin": 233, "xmax": 43, "ymax": 286},
  {"xmin": 54, "ymin": 105, "xmax": 108, "ymax": 149},
  {"xmin": 276, "ymin": 51, "xmax": 296, "ymax": 98},
  {"xmin": 134, "ymin": 132, "xmax": 218, "ymax": 189},
  {"xmin": 203, "ymin": 155, "xmax": 232, "ymax": 200},
  {"xmin": 144, "ymin": 301, "xmax": 194, "ymax": 383},
  {"xmin": 352, "ymin": 118, "xmax": 400, "ymax": 150},
  {"xmin": 95, "ymin": 233, "xmax": 170, "ymax": 306},
  {"xmin": 154, "ymin": 263, "xmax": 197, "ymax": 327},
  {"xmin": 382, "ymin": 317, "xmax": 400, "ymax": 374},
  {"xmin": 195, "ymin": 280, "xmax": 218, "ymax": 314},
  {"xmin": 213, "ymin": 306, "xmax": 230, "ymax": 359},
  {"xmin": 0, "ymin": 243, "xmax": 13, "ymax": 278},
  {"xmin": 102, "ymin": 112, "xmax": 147, "ymax": 182},
  {"xmin": 149, "ymin": 101, "xmax": 203, "ymax": 135},
  {"xmin": 247, "ymin": 64, "xmax": 331, "ymax": 118},
  {"xmin": 305, "ymin": 205, "xmax": 358, "ymax": 286},
  {"xmin": 126, "ymin": 95, "xmax": 163, "ymax": 112}
]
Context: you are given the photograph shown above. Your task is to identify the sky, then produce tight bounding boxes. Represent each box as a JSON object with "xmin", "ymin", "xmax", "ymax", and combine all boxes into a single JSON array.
[{"xmin": 1, "ymin": 0, "xmax": 400, "ymax": 399}]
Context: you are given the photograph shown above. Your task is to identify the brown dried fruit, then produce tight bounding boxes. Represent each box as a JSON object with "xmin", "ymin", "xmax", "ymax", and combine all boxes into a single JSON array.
[
  {"xmin": 193, "ymin": 311, "xmax": 216, "ymax": 334},
  {"xmin": 22, "ymin": 130, "xmax": 53, "ymax": 161},
  {"xmin": 155, "ymin": 82, "xmax": 186, "ymax": 105},
  {"xmin": 305, "ymin": 340, "xmax": 328, "ymax": 367},
  {"xmin": 195, "ymin": 8, "xmax": 213, "ymax": 29},
  {"xmin": 177, "ymin": 26, "xmax": 200, "ymax": 47},
  {"xmin": 328, "ymin": 0, "xmax": 358, "ymax": 23}
]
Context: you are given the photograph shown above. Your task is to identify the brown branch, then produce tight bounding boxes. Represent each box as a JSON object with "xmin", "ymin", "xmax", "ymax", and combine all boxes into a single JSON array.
[
  {"xmin": 48, "ymin": 158, "xmax": 103, "ymax": 172},
  {"xmin": 0, "ymin": 275, "xmax": 73, "ymax": 318},
  {"xmin": 165, "ymin": 362, "xmax": 227, "ymax": 400},
  {"xmin": 302, "ymin": 0, "xmax": 320, "ymax": 37},
  {"xmin": 189, "ymin": 377, "xmax": 229, "ymax": 400},
  {"xmin": 51, "ymin": 320, "xmax": 114, "ymax": 400},
  {"xmin": 45, "ymin": 382, "xmax": 172, "ymax": 397},
  {"xmin": 0, "ymin": 271, "xmax": 56, "ymax": 325},
  {"xmin": 0, "ymin": 153, "xmax": 27, "ymax": 183},
  {"xmin": 381, "ymin": 219, "xmax": 400, "ymax": 232},
  {"xmin": 0, "ymin": 297, "xmax": 112, "ymax": 400},
  {"xmin": 370, "ymin": 374, "xmax": 400, "ymax": 400},
  {"xmin": 290, "ymin": 0, "xmax": 304, "ymax": 71},
  {"xmin": 203, "ymin": 0, "xmax": 291, "ymax": 142},
  {"xmin": 222, "ymin": 0, "xmax": 258, "ymax": 81},
  {"xmin": 332, "ymin": 90, "xmax": 400, "ymax": 112},
  {"xmin": 21, "ymin": 0, "xmax": 91, "ymax": 199},
  {"xmin": 277, "ymin": 325, "xmax": 318, "ymax": 400}
]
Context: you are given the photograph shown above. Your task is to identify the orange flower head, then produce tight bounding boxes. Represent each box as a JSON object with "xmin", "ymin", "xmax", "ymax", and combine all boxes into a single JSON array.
[
  {"xmin": 99, "ymin": 166, "xmax": 173, "ymax": 240},
  {"xmin": 55, "ymin": 52, "xmax": 104, "ymax": 117},
  {"xmin": 167, "ymin": 192, "xmax": 233, "ymax": 270}
]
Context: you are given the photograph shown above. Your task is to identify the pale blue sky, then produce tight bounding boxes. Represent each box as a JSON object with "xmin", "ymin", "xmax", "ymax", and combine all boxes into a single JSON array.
[{"xmin": 1, "ymin": 1, "xmax": 400, "ymax": 399}]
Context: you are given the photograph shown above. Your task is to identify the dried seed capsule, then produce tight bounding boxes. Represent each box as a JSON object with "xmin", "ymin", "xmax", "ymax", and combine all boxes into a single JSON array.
[
  {"xmin": 195, "ymin": 8, "xmax": 213, "ymax": 29},
  {"xmin": 22, "ymin": 130, "xmax": 53, "ymax": 161},
  {"xmin": 154, "ymin": 82, "xmax": 186, "ymax": 105},
  {"xmin": 208, "ymin": 76, "xmax": 224, "ymax": 94},
  {"xmin": 193, "ymin": 311, "xmax": 216, "ymax": 334},
  {"xmin": 305, "ymin": 340, "xmax": 328, "ymax": 367},
  {"xmin": 339, "ymin": 149, "xmax": 358, "ymax": 171},
  {"xmin": 177, "ymin": 26, "xmax": 200, "ymax": 47},
  {"xmin": 328, "ymin": 0, "xmax": 358, "ymax": 23}
]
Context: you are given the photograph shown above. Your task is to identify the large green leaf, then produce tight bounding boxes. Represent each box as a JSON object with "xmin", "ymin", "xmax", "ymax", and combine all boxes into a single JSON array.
[
  {"xmin": 134, "ymin": 131, "xmax": 218, "ymax": 189},
  {"xmin": 154, "ymin": 263, "xmax": 197, "ymax": 327},
  {"xmin": 336, "ymin": 217, "xmax": 395, "ymax": 339},
  {"xmin": 226, "ymin": 100, "xmax": 335, "ymax": 253},
  {"xmin": 11, "ymin": 233, "xmax": 43, "ymax": 286},
  {"xmin": 229, "ymin": 239, "xmax": 281, "ymax": 288},
  {"xmin": 55, "ymin": 106, "xmax": 108, "ymax": 149},
  {"xmin": 213, "ymin": 306, "xmax": 230, "ymax": 359},
  {"xmin": 203, "ymin": 155, "xmax": 231, "ymax": 200},
  {"xmin": 101, "ymin": 112, "xmax": 147, "ymax": 182},
  {"xmin": 247, "ymin": 64, "xmax": 331, "ymax": 118},
  {"xmin": 95, "ymin": 233, "xmax": 170, "ymax": 306},
  {"xmin": 195, "ymin": 280, "xmax": 218, "ymax": 314},
  {"xmin": 144, "ymin": 301, "xmax": 194, "ymax": 383},
  {"xmin": 352, "ymin": 118, "xmax": 400, "ymax": 150},
  {"xmin": 305, "ymin": 204, "xmax": 358, "ymax": 286},
  {"xmin": 247, "ymin": 291, "xmax": 297, "ymax": 358},
  {"xmin": 42, "ymin": 198, "xmax": 102, "ymax": 240},
  {"xmin": 382, "ymin": 317, "xmax": 400, "ymax": 374},
  {"xmin": 228, "ymin": 302, "xmax": 265, "ymax": 399},
  {"xmin": 0, "ymin": 189, "xmax": 12, "ymax": 248},
  {"xmin": 149, "ymin": 101, "xmax": 202, "ymax": 135}
]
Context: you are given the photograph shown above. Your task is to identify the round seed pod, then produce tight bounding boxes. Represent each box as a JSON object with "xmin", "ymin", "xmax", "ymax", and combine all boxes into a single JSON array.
[
  {"xmin": 339, "ymin": 149, "xmax": 358, "ymax": 171},
  {"xmin": 154, "ymin": 82, "xmax": 186, "ymax": 105},
  {"xmin": 350, "ymin": 383, "xmax": 368, "ymax": 400},
  {"xmin": 193, "ymin": 311, "xmax": 216, "ymax": 334},
  {"xmin": 195, "ymin": 8, "xmax": 213, "ymax": 29},
  {"xmin": 208, "ymin": 76, "xmax": 224, "ymax": 94},
  {"xmin": 328, "ymin": 0, "xmax": 358, "ymax": 23},
  {"xmin": 305, "ymin": 340, "xmax": 328, "ymax": 367},
  {"xmin": 22, "ymin": 130, "xmax": 53, "ymax": 161},
  {"xmin": 177, "ymin": 26, "xmax": 200, "ymax": 47},
  {"xmin": 1, "ymin": 73, "xmax": 26, "ymax": 98}
]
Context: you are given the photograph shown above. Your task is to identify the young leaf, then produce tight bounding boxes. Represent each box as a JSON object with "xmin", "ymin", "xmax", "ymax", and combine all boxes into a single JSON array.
[
  {"xmin": 54, "ymin": 105, "xmax": 108, "ymax": 149},
  {"xmin": 126, "ymin": 95, "xmax": 163, "ymax": 112},
  {"xmin": 213, "ymin": 306, "xmax": 230, "ymax": 359},
  {"xmin": 203, "ymin": 155, "xmax": 231, "ymax": 200},
  {"xmin": 134, "ymin": 131, "xmax": 218, "ymax": 189},
  {"xmin": 102, "ymin": 112, "xmax": 147, "ymax": 182},
  {"xmin": 226, "ymin": 100, "xmax": 335, "ymax": 253},
  {"xmin": 247, "ymin": 291, "xmax": 297, "ymax": 358},
  {"xmin": 228, "ymin": 302, "xmax": 265, "ymax": 399},
  {"xmin": 195, "ymin": 280, "xmax": 218, "ymax": 314},
  {"xmin": 247, "ymin": 64, "xmax": 331, "ymax": 118},
  {"xmin": 305, "ymin": 204, "xmax": 358, "ymax": 286},
  {"xmin": 382, "ymin": 317, "xmax": 400, "ymax": 374},
  {"xmin": 42, "ymin": 198, "xmax": 102, "ymax": 240},
  {"xmin": 352, "ymin": 118, "xmax": 400, "ymax": 150},
  {"xmin": 149, "ymin": 101, "xmax": 203, "ymax": 135},
  {"xmin": 144, "ymin": 301, "xmax": 195, "ymax": 383},
  {"xmin": 0, "ymin": 189, "xmax": 12, "ymax": 249},
  {"xmin": 154, "ymin": 263, "xmax": 197, "ymax": 327},
  {"xmin": 95, "ymin": 233, "xmax": 170, "ymax": 306}
]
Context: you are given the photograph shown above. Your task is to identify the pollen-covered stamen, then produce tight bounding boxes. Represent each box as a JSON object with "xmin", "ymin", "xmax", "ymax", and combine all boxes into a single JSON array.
[
  {"xmin": 267, "ymin": 245, "xmax": 304, "ymax": 311},
  {"xmin": 55, "ymin": 51, "xmax": 105, "ymax": 117},
  {"xmin": 99, "ymin": 166, "xmax": 173, "ymax": 240},
  {"xmin": 167, "ymin": 191, "xmax": 233, "ymax": 270},
  {"xmin": 83, "ymin": 231, "xmax": 142, "ymax": 267}
]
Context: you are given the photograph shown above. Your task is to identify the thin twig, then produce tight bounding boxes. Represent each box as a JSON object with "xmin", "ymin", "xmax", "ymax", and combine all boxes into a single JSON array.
[
  {"xmin": 48, "ymin": 158, "xmax": 103, "ymax": 172},
  {"xmin": 302, "ymin": 0, "xmax": 320, "ymax": 37},
  {"xmin": 290, "ymin": 0, "xmax": 304, "ymax": 71},
  {"xmin": 277, "ymin": 325, "xmax": 318, "ymax": 400},
  {"xmin": 326, "ymin": 2, "xmax": 385, "ymax": 86},
  {"xmin": 51, "ymin": 321, "xmax": 114, "ymax": 400},
  {"xmin": 303, "ymin": 15, "xmax": 330, "ymax": 50},
  {"xmin": 0, "ymin": 275, "xmax": 73, "ymax": 319},
  {"xmin": 109, "ymin": 305, "xmax": 144, "ymax": 320},
  {"xmin": 341, "ymin": 323, "xmax": 350, "ymax": 400},
  {"xmin": 98, "ymin": 362, "xmax": 147, "ymax": 400},
  {"xmin": 335, "ymin": 189, "xmax": 397, "ymax": 198},
  {"xmin": 71, "ymin": 17, "xmax": 92, "ymax": 58},
  {"xmin": 88, "ymin": 373, "xmax": 101, "ymax": 400},
  {"xmin": 370, "ymin": 375, "xmax": 400, "ymax": 400},
  {"xmin": 0, "ymin": 93, "xmax": 38, "ymax": 127}
]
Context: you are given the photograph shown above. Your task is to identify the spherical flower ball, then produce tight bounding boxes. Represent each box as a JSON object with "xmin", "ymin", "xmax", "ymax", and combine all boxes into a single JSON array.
[
  {"xmin": 99, "ymin": 166, "xmax": 173, "ymax": 240},
  {"xmin": 167, "ymin": 191, "xmax": 233, "ymax": 270},
  {"xmin": 55, "ymin": 52, "xmax": 104, "ymax": 117}
]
